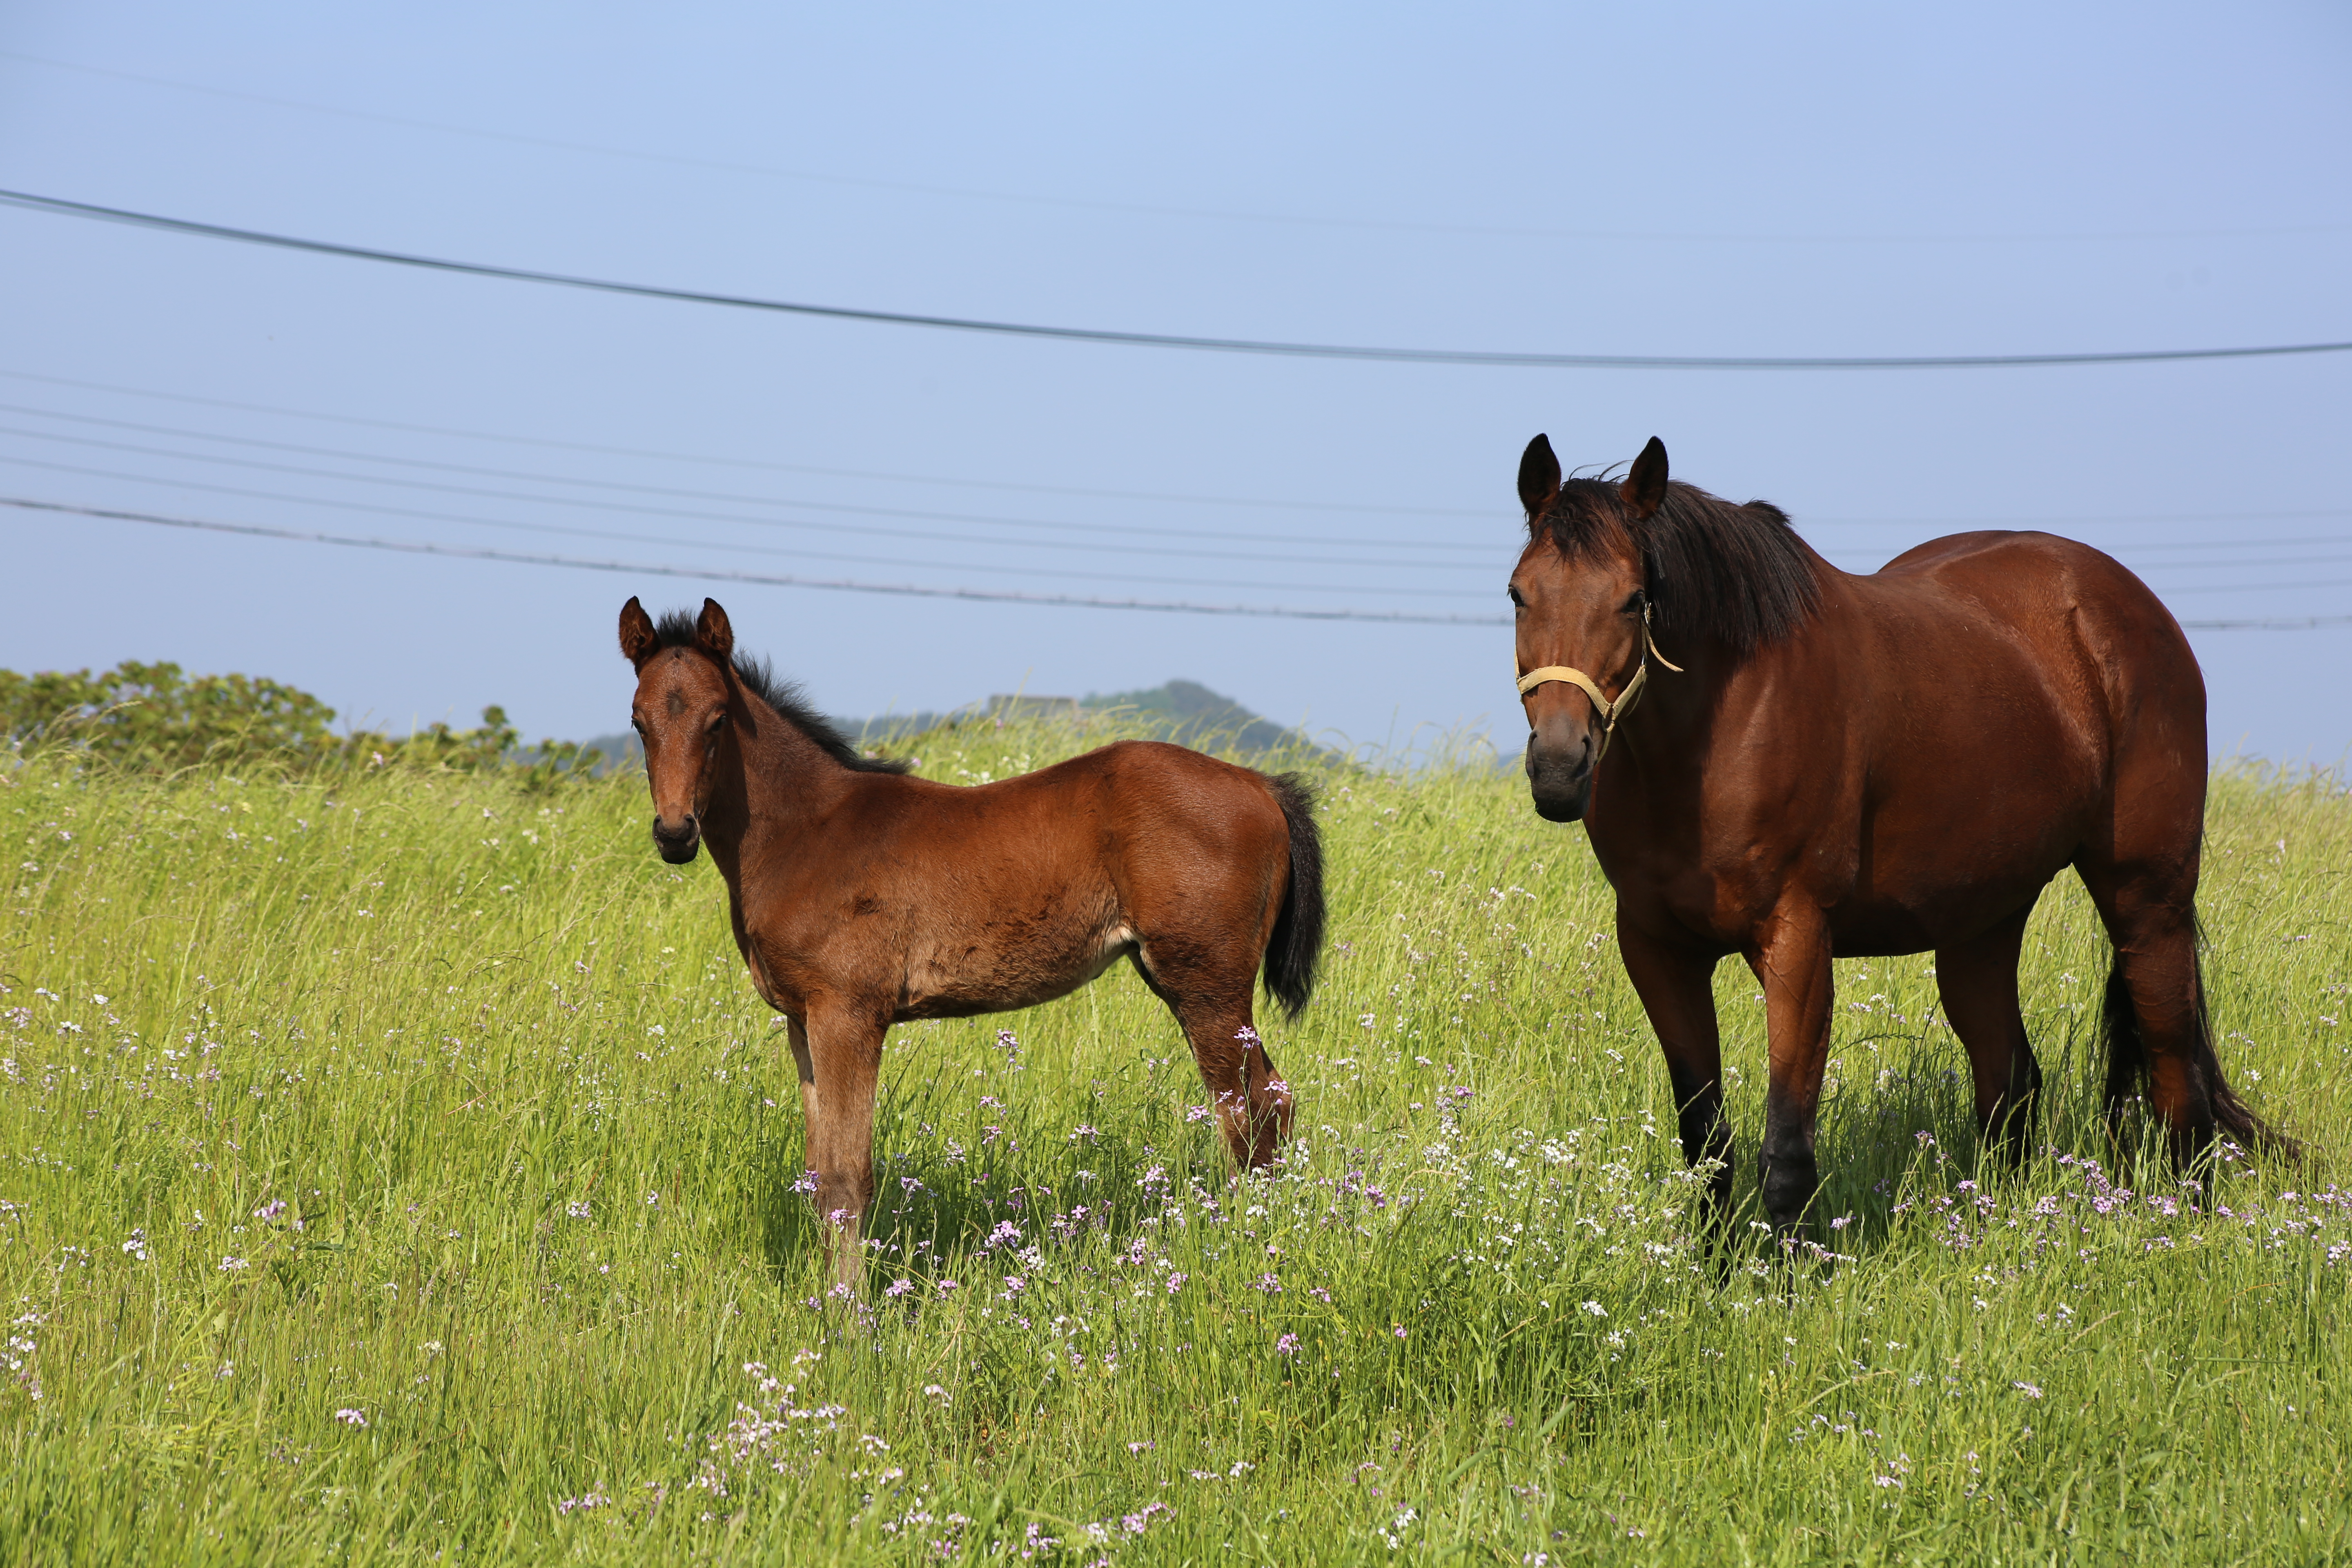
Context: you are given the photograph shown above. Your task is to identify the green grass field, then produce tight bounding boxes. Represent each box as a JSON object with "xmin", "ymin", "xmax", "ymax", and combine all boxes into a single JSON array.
[{"xmin": 3, "ymin": 717, "xmax": 2348, "ymax": 1564}]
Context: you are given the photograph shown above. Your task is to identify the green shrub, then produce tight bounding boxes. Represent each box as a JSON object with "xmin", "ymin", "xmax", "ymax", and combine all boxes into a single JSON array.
[{"xmin": 0, "ymin": 659, "xmax": 586, "ymax": 784}]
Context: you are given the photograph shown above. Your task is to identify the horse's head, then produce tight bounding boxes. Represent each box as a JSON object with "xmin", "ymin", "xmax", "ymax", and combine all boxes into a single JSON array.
[
  {"xmin": 1508, "ymin": 434, "xmax": 1668, "ymax": 823},
  {"xmin": 618, "ymin": 595, "xmax": 739, "ymax": 864}
]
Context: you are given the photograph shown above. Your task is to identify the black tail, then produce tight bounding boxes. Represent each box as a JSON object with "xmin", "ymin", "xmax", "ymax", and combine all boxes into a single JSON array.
[
  {"xmin": 2100, "ymin": 913, "xmax": 2292, "ymax": 1158},
  {"xmin": 1261, "ymin": 772, "xmax": 1326, "ymax": 1020}
]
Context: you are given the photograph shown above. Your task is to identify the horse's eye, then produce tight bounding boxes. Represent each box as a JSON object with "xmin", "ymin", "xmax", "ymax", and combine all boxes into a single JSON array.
[
  {"xmin": 1508, "ymin": 586, "xmax": 1527, "ymax": 608},
  {"xmin": 1621, "ymin": 590, "xmax": 1646, "ymax": 616}
]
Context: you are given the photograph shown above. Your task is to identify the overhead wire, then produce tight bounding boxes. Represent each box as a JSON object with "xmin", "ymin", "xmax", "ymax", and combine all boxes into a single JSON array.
[
  {"xmin": 0, "ymin": 405, "xmax": 1500, "ymax": 556},
  {"xmin": 3, "ymin": 423, "xmax": 2339, "ymax": 586},
  {"xmin": 7, "ymin": 188, "xmax": 2350, "ymax": 370},
  {"xmin": 0, "ymin": 368, "xmax": 1491, "ymax": 518},
  {"xmin": 0, "ymin": 497, "xmax": 1513, "ymax": 625},
  {"xmin": 8, "ymin": 494, "xmax": 2345, "ymax": 628},
  {"xmin": 0, "ymin": 457, "xmax": 1502, "ymax": 599},
  {"xmin": 11, "ymin": 369, "xmax": 2350, "ymax": 535}
]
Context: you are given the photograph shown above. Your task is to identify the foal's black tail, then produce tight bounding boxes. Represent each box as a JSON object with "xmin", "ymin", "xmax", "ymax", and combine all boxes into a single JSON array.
[
  {"xmin": 1261, "ymin": 773, "xmax": 1326, "ymax": 1020},
  {"xmin": 2100, "ymin": 911, "xmax": 2292, "ymax": 1158}
]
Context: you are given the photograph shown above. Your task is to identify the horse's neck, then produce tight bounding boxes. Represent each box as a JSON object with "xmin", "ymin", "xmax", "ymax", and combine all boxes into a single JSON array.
[
  {"xmin": 1615, "ymin": 636, "xmax": 1732, "ymax": 771},
  {"xmin": 711, "ymin": 704, "xmax": 852, "ymax": 865}
]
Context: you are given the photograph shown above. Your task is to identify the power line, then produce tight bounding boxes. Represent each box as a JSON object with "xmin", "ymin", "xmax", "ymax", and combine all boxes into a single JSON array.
[
  {"xmin": 0, "ymin": 495, "xmax": 1514, "ymax": 624},
  {"xmin": 20, "ymin": 426, "xmax": 2339, "ymax": 584},
  {"xmin": 0, "ymin": 404, "xmax": 1499, "ymax": 556},
  {"xmin": 0, "ymin": 456, "xmax": 1498, "ymax": 598},
  {"xmin": 8, "ymin": 187, "xmax": 2350, "ymax": 371},
  {"xmin": 13, "ymin": 49, "xmax": 2343, "ymax": 249},
  {"xmin": 0, "ymin": 367, "xmax": 1491, "ymax": 519},
  {"xmin": 8, "ymin": 492, "xmax": 2342, "ymax": 627},
  {"xmin": 13, "ymin": 368, "xmax": 2350, "ymax": 533}
]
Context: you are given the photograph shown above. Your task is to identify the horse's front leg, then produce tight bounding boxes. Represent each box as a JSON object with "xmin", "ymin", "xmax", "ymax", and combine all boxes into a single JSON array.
[
  {"xmin": 800, "ymin": 998, "xmax": 888, "ymax": 1293},
  {"xmin": 1617, "ymin": 914, "xmax": 1732, "ymax": 1232},
  {"xmin": 1744, "ymin": 899, "xmax": 1834, "ymax": 1248}
]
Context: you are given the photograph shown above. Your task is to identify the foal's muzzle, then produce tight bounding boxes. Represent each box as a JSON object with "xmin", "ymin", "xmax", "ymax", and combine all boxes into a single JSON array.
[{"xmin": 650, "ymin": 813, "xmax": 701, "ymax": 864}]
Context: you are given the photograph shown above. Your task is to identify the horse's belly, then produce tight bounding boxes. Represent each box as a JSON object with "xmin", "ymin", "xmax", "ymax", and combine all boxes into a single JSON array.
[
  {"xmin": 895, "ymin": 922, "xmax": 1134, "ymax": 1020},
  {"xmin": 1825, "ymin": 862, "xmax": 2066, "ymax": 958}
]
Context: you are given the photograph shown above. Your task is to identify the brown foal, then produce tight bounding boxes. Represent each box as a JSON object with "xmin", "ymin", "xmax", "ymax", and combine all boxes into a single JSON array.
[
  {"xmin": 1508, "ymin": 435, "xmax": 2278, "ymax": 1245},
  {"xmin": 620, "ymin": 597, "xmax": 1324, "ymax": 1286}
]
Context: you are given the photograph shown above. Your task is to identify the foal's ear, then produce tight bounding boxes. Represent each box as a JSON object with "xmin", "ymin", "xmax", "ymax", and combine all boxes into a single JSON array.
[
  {"xmin": 1621, "ymin": 437, "xmax": 1669, "ymax": 519},
  {"xmin": 694, "ymin": 598, "xmax": 735, "ymax": 664},
  {"xmin": 1517, "ymin": 433, "xmax": 1562, "ymax": 524},
  {"xmin": 618, "ymin": 596, "xmax": 659, "ymax": 670}
]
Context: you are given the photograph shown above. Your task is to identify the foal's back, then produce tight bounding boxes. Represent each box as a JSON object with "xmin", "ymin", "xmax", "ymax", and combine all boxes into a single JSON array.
[{"xmin": 797, "ymin": 739, "xmax": 1295, "ymax": 1018}]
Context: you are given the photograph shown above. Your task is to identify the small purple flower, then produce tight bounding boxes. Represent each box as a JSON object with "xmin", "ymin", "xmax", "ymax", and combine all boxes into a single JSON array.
[
  {"xmin": 1166, "ymin": 1272, "xmax": 1188, "ymax": 1295},
  {"xmin": 885, "ymin": 1278, "xmax": 915, "ymax": 1297},
  {"xmin": 1276, "ymin": 1333, "xmax": 1299, "ymax": 1357},
  {"xmin": 334, "ymin": 1408, "xmax": 368, "ymax": 1428}
]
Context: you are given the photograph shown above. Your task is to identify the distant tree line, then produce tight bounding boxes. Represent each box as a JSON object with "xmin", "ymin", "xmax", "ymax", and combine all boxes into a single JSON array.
[{"xmin": 0, "ymin": 660, "xmax": 588, "ymax": 785}]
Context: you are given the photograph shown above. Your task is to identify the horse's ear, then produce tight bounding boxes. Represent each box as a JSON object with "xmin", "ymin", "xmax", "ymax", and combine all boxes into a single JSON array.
[
  {"xmin": 619, "ymin": 596, "xmax": 659, "ymax": 670},
  {"xmin": 1517, "ymin": 434, "xmax": 1561, "ymax": 526},
  {"xmin": 695, "ymin": 598, "xmax": 735, "ymax": 665},
  {"xmin": 1621, "ymin": 437, "xmax": 1668, "ymax": 519}
]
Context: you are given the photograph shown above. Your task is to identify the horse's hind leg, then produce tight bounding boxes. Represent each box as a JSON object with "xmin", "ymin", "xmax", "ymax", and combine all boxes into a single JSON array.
[
  {"xmin": 1132, "ymin": 949, "xmax": 1292, "ymax": 1168},
  {"xmin": 1618, "ymin": 918, "xmax": 1733, "ymax": 1228},
  {"xmin": 1933, "ymin": 904, "xmax": 2044, "ymax": 1168},
  {"xmin": 2074, "ymin": 863, "xmax": 2219, "ymax": 1165}
]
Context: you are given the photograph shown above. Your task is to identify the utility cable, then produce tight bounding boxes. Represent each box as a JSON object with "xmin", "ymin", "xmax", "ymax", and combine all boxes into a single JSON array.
[
  {"xmin": 0, "ymin": 407, "xmax": 1499, "ymax": 557},
  {"xmin": 0, "ymin": 496, "xmax": 1514, "ymax": 625},
  {"xmin": 7, "ymin": 188, "xmax": 2350, "ymax": 370},
  {"xmin": 6, "ymin": 493, "xmax": 2344, "ymax": 627}
]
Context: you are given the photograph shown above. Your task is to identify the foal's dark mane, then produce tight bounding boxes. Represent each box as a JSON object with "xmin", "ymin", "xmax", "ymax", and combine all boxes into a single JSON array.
[
  {"xmin": 651, "ymin": 610, "xmax": 911, "ymax": 775},
  {"xmin": 1535, "ymin": 479, "xmax": 1821, "ymax": 657}
]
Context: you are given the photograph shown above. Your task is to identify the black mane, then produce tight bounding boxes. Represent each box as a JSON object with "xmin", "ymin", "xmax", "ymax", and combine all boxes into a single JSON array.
[
  {"xmin": 652, "ymin": 610, "xmax": 911, "ymax": 775},
  {"xmin": 1534, "ymin": 478, "xmax": 1820, "ymax": 657}
]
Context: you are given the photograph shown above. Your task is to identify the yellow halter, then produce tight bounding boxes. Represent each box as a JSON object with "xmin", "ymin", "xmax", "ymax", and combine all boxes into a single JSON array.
[{"xmin": 1514, "ymin": 608, "xmax": 1683, "ymax": 760}]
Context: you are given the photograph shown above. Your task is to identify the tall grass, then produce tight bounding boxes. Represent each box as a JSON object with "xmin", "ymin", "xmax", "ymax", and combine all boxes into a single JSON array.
[{"xmin": 2, "ymin": 724, "xmax": 2347, "ymax": 1564}]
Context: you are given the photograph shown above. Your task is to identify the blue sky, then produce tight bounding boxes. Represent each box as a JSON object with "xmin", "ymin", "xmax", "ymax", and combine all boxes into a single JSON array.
[{"xmin": 2, "ymin": 4, "xmax": 2347, "ymax": 760}]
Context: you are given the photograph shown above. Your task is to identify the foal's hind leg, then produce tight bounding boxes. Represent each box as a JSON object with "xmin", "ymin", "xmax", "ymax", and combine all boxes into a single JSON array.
[
  {"xmin": 1933, "ymin": 904, "xmax": 2045, "ymax": 1168},
  {"xmin": 1132, "ymin": 950, "xmax": 1292, "ymax": 1168}
]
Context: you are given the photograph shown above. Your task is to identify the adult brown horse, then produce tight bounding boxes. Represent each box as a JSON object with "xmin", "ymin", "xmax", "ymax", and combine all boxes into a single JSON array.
[
  {"xmin": 1508, "ymin": 434, "xmax": 2277, "ymax": 1243},
  {"xmin": 619, "ymin": 597, "xmax": 1323, "ymax": 1285}
]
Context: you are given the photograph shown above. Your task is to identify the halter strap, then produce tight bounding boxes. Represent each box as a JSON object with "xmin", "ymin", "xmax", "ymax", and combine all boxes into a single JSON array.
[{"xmin": 1514, "ymin": 612, "xmax": 1683, "ymax": 760}]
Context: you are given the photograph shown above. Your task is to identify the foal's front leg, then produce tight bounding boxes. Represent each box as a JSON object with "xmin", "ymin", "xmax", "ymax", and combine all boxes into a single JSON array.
[
  {"xmin": 799, "ymin": 999, "xmax": 887, "ymax": 1292},
  {"xmin": 1745, "ymin": 899, "xmax": 1835, "ymax": 1246}
]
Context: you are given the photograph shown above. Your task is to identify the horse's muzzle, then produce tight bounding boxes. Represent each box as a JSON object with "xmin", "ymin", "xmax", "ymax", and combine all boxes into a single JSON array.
[
  {"xmin": 1526, "ymin": 734, "xmax": 1593, "ymax": 823},
  {"xmin": 651, "ymin": 813, "xmax": 702, "ymax": 864}
]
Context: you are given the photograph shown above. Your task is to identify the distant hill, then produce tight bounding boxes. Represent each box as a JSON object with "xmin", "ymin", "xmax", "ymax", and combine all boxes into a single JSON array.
[
  {"xmin": 1080, "ymin": 679, "xmax": 1299, "ymax": 753},
  {"xmin": 574, "ymin": 679, "xmax": 1312, "ymax": 772}
]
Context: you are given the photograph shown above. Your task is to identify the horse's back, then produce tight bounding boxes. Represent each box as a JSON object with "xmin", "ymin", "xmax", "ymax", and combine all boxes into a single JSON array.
[
  {"xmin": 1784, "ymin": 530, "xmax": 2207, "ymax": 946},
  {"xmin": 1866, "ymin": 530, "xmax": 2203, "ymax": 755}
]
